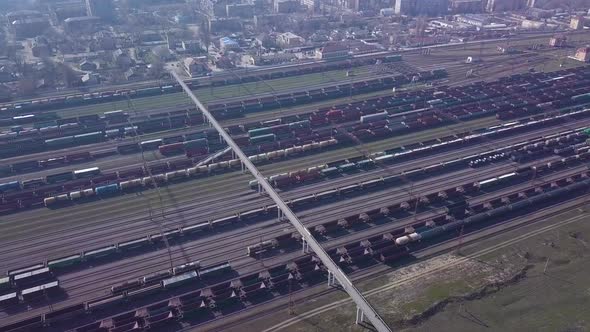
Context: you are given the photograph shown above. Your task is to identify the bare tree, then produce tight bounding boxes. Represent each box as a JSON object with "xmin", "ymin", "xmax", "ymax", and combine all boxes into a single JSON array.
[
  {"xmin": 56, "ymin": 63, "xmax": 79, "ymax": 88},
  {"xmin": 148, "ymin": 59, "xmax": 165, "ymax": 79},
  {"xmin": 199, "ymin": 20, "xmax": 211, "ymax": 52},
  {"xmin": 17, "ymin": 78, "xmax": 36, "ymax": 97}
]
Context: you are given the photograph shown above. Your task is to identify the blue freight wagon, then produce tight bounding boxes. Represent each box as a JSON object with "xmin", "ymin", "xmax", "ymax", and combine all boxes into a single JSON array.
[
  {"xmin": 321, "ymin": 167, "xmax": 339, "ymax": 176},
  {"xmin": 84, "ymin": 245, "xmax": 117, "ymax": 260},
  {"xmin": 0, "ymin": 181, "xmax": 21, "ymax": 192},
  {"xmin": 45, "ymin": 136, "xmax": 75, "ymax": 147},
  {"xmin": 105, "ymin": 129, "xmax": 122, "ymax": 138},
  {"xmin": 248, "ymin": 127, "xmax": 273, "ymax": 138},
  {"xmin": 47, "ymin": 254, "xmax": 83, "ymax": 269},
  {"xmin": 250, "ymin": 133, "xmax": 276, "ymax": 144},
  {"xmin": 95, "ymin": 184, "xmax": 119, "ymax": 196},
  {"xmin": 572, "ymin": 92, "xmax": 590, "ymax": 102},
  {"xmin": 74, "ymin": 132, "xmax": 104, "ymax": 143},
  {"xmin": 384, "ymin": 55, "xmax": 402, "ymax": 62},
  {"xmin": 199, "ymin": 261, "xmax": 231, "ymax": 278},
  {"xmin": 161, "ymin": 271, "xmax": 198, "ymax": 288},
  {"xmin": 136, "ymin": 87, "xmax": 161, "ymax": 97}
]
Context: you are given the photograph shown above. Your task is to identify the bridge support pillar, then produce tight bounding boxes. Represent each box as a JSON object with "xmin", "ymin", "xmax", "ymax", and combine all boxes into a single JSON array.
[
  {"xmin": 302, "ymin": 238, "xmax": 309, "ymax": 253},
  {"xmin": 328, "ymin": 270, "xmax": 338, "ymax": 287},
  {"xmin": 356, "ymin": 306, "xmax": 365, "ymax": 324}
]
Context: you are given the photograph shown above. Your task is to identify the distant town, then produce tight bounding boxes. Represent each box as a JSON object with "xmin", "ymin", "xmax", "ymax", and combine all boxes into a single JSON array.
[{"xmin": 0, "ymin": 0, "xmax": 589, "ymax": 102}]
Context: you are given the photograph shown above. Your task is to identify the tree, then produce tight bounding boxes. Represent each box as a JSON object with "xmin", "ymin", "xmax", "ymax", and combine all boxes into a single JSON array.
[
  {"xmin": 40, "ymin": 57, "xmax": 57, "ymax": 86},
  {"xmin": 0, "ymin": 32, "xmax": 6, "ymax": 56},
  {"xmin": 56, "ymin": 63, "xmax": 79, "ymax": 88},
  {"xmin": 199, "ymin": 20, "xmax": 211, "ymax": 52},
  {"xmin": 148, "ymin": 59, "xmax": 165, "ymax": 79},
  {"xmin": 17, "ymin": 78, "xmax": 36, "ymax": 97}
]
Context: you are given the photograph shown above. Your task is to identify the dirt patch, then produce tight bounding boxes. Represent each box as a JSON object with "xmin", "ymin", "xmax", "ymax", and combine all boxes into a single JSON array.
[
  {"xmin": 406, "ymin": 210, "xmax": 590, "ymax": 332},
  {"xmin": 399, "ymin": 264, "xmax": 530, "ymax": 328},
  {"xmin": 364, "ymin": 251, "xmax": 529, "ymax": 328}
]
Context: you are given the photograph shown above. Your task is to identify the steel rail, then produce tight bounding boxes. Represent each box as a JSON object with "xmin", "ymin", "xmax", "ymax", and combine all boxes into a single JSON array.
[{"xmin": 171, "ymin": 71, "xmax": 392, "ymax": 331}]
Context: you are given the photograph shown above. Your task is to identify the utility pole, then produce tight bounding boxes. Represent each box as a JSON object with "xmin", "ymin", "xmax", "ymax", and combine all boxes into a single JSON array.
[{"xmin": 288, "ymin": 278, "xmax": 294, "ymax": 315}]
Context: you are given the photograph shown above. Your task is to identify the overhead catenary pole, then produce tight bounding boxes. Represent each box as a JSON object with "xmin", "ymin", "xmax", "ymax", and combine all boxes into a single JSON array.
[{"xmin": 171, "ymin": 71, "xmax": 392, "ymax": 332}]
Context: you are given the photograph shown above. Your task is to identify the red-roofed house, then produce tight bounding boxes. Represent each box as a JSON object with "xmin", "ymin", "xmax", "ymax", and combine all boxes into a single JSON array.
[{"xmin": 316, "ymin": 44, "xmax": 350, "ymax": 60}]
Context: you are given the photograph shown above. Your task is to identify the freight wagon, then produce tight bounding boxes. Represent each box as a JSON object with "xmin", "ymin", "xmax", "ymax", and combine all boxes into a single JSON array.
[{"xmin": 73, "ymin": 167, "xmax": 101, "ymax": 178}]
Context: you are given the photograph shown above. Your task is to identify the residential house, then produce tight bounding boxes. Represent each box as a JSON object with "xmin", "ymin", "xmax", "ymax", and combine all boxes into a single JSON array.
[
  {"xmin": 549, "ymin": 36, "xmax": 567, "ymax": 47},
  {"xmin": 7, "ymin": 10, "xmax": 43, "ymax": 23},
  {"xmin": 571, "ymin": 16, "xmax": 585, "ymax": 30},
  {"xmin": 124, "ymin": 68, "xmax": 141, "ymax": 81},
  {"xmin": 81, "ymin": 73, "xmax": 100, "ymax": 85},
  {"xmin": 219, "ymin": 37, "xmax": 240, "ymax": 53},
  {"xmin": 316, "ymin": 43, "xmax": 350, "ymax": 60},
  {"xmin": 64, "ymin": 16, "xmax": 101, "ymax": 33},
  {"xmin": 93, "ymin": 31, "xmax": 117, "ymax": 51},
  {"xmin": 248, "ymin": 53, "xmax": 297, "ymax": 66},
  {"xmin": 112, "ymin": 49, "xmax": 135, "ymax": 69},
  {"xmin": 180, "ymin": 40, "xmax": 202, "ymax": 54},
  {"xmin": 32, "ymin": 37, "xmax": 51, "ymax": 58},
  {"xmin": 574, "ymin": 47, "xmax": 590, "ymax": 63},
  {"xmin": 273, "ymin": 0, "xmax": 300, "ymax": 13},
  {"xmin": 209, "ymin": 18, "xmax": 243, "ymax": 33},
  {"xmin": 226, "ymin": 4, "xmax": 255, "ymax": 18},
  {"xmin": 80, "ymin": 60, "xmax": 98, "ymax": 71},
  {"xmin": 152, "ymin": 45, "xmax": 174, "ymax": 61},
  {"xmin": 183, "ymin": 57, "xmax": 209, "ymax": 78},
  {"xmin": 12, "ymin": 17, "xmax": 50, "ymax": 39},
  {"xmin": 276, "ymin": 32, "xmax": 305, "ymax": 48}
]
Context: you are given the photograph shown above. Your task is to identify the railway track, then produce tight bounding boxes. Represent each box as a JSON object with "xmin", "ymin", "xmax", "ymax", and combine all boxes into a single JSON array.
[
  {"xmin": 2, "ymin": 58, "xmax": 590, "ymax": 330},
  {"xmin": 0, "ymin": 116, "xmax": 588, "ymax": 256},
  {"xmin": 230, "ymin": 194, "xmax": 590, "ymax": 332},
  {"xmin": 9, "ymin": 169, "xmax": 586, "ymax": 331},
  {"xmin": 2, "ymin": 154, "xmax": 584, "ymax": 317},
  {"xmin": 0, "ymin": 119, "xmax": 584, "ymax": 269}
]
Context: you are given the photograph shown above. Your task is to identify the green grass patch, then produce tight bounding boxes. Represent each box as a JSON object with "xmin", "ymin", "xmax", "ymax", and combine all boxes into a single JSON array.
[
  {"xmin": 52, "ymin": 67, "xmax": 379, "ymax": 118},
  {"xmin": 401, "ymin": 280, "xmax": 472, "ymax": 315}
]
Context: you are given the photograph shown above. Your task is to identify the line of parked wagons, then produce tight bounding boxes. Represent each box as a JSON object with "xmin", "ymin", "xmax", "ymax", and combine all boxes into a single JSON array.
[
  {"xmin": 2, "ymin": 65, "xmax": 583, "ymax": 162},
  {"xmin": 248, "ymin": 116, "xmax": 590, "ymax": 189},
  {"xmin": 38, "ymin": 139, "xmax": 339, "ymax": 207},
  {"xmin": 0, "ymin": 52, "xmax": 403, "ymax": 112},
  {"xmin": 18, "ymin": 107, "xmax": 588, "ymax": 207},
  {"xmin": 3, "ymin": 105, "xmax": 587, "ymax": 212},
  {"xmin": 110, "ymin": 261, "xmax": 232, "ymax": 295},
  {"xmin": 395, "ymin": 173, "xmax": 590, "ymax": 246},
  {"xmin": 0, "ymin": 266, "xmax": 59, "ymax": 306},
  {"xmin": 35, "ymin": 140, "xmax": 590, "ymax": 286},
  {"xmin": 6, "ymin": 157, "xmax": 586, "ymax": 330},
  {"xmin": 8, "ymin": 166, "xmax": 584, "ymax": 332}
]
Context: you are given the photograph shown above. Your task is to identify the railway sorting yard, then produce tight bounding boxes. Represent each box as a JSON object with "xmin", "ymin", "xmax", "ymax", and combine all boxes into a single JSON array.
[{"xmin": 1, "ymin": 32, "xmax": 590, "ymax": 332}]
